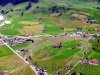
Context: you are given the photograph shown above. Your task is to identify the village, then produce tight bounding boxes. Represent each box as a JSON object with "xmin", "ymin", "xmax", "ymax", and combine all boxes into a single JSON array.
[
  {"xmin": 0, "ymin": 12, "xmax": 100, "ymax": 75},
  {"xmin": 0, "ymin": 28, "xmax": 100, "ymax": 75},
  {"xmin": 0, "ymin": 0, "xmax": 100, "ymax": 75}
]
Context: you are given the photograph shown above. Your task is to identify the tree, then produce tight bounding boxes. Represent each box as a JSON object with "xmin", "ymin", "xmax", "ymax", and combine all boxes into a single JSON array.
[
  {"xmin": 25, "ymin": 1, "xmax": 32, "ymax": 10},
  {"xmin": 38, "ymin": 18, "xmax": 42, "ymax": 24},
  {"xmin": 80, "ymin": 73, "xmax": 83, "ymax": 75},
  {"xmin": 1, "ymin": 10, "xmax": 5, "ymax": 14},
  {"xmin": 21, "ymin": 11, "xmax": 24, "ymax": 16},
  {"xmin": 71, "ymin": 71, "xmax": 76, "ymax": 75}
]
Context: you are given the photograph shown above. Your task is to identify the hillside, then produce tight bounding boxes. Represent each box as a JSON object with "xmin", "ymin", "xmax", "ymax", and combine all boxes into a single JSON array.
[
  {"xmin": 0, "ymin": 0, "xmax": 99, "ymax": 6},
  {"xmin": 0, "ymin": 0, "xmax": 100, "ymax": 75},
  {"xmin": 0, "ymin": 0, "xmax": 39, "ymax": 5}
]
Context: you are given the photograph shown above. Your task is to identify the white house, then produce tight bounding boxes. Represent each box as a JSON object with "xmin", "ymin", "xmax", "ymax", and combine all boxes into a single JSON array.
[
  {"xmin": 0, "ymin": 13, "xmax": 11, "ymax": 26},
  {"xmin": 0, "ymin": 14, "xmax": 4, "ymax": 21}
]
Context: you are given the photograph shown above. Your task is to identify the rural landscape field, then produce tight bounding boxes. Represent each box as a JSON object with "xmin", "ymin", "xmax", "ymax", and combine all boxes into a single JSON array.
[{"xmin": 0, "ymin": 0, "xmax": 100, "ymax": 75}]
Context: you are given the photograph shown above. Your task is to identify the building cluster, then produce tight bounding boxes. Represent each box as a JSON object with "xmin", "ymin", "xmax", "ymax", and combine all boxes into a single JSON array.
[
  {"xmin": 17, "ymin": 49, "xmax": 29, "ymax": 55},
  {"xmin": 34, "ymin": 63, "xmax": 47, "ymax": 75},
  {"xmin": 89, "ymin": 59, "xmax": 100, "ymax": 66},
  {"xmin": 0, "ymin": 35, "xmax": 6, "ymax": 46},
  {"xmin": 54, "ymin": 42, "xmax": 62, "ymax": 48},
  {"xmin": 0, "ymin": 71, "xmax": 7, "ymax": 75},
  {"xmin": 82, "ymin": 59, "xmax": 100, "ymax": 66},
  {"xmin": 8, "ymin": 38, "xmax": 34, "ymax": 46}
]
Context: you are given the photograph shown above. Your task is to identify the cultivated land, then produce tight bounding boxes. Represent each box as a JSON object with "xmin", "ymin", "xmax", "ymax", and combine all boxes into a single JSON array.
[
  {"xmin": 11, "ymin": 37, "xmax": 83, "ymax": 74},
  {"xmin": 0, "ymin": 46, "xmax": 35, "ymax": 75},
  {"xmin": 0, "ymin": 0, "xmax": 100, "ymax": 75}
]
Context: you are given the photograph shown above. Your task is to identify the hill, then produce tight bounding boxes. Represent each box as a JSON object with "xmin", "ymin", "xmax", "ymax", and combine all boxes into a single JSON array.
[
  {"xmin": 0, "ymin": 0, "xmax": 39, "ymax": 5},
  {"xmin": 0, "ymin": 0, "xmax": 99, "ymax": 6}
]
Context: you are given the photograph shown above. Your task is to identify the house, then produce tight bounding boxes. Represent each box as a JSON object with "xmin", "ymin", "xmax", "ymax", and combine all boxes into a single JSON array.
[
  {"xmin": 20, "ymin": 49, "xmax": 29, "ymax": 55},
  {"xmin": 8, "ymin": 38, "xmax": 28, "ymax": 46},
  {"xmin": 84, "ymin": 50, "xmax": 89, "ymax": 54},
  {"xmin": 0, "ymin": 14, "xmax": 4, "ymax": 21},
  {"xmin": 89, "ymin": 59, "xmax": 99, "ymax": 65},
  {"xmin": 0, "ymin": 13, "xmax": 11, "ymax": 26},
  {"xmin": 0, "ymin": 71, "xmax": 6, "ymax": 75},
  {"xmin": 54, "ymin": 42, "xmax": 62, "ymax": 48},
  {"xmin": 0, "ymin": 40, "xmax": 4, "ymax": 46},
  {"xmin": 28, "ymin": 56, "xmax": 33, "ymax": 61}
]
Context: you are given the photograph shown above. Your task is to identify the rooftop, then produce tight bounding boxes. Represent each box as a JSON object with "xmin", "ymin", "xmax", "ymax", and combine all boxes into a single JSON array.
[{"xmin": 0, "ymin": 14, "xmax": 4, "ymax": 20}]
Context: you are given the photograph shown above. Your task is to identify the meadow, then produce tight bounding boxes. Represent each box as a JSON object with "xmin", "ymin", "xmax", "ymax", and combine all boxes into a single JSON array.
[
  {"xmin": 11, "ymin": 37, "xmax": 84, "ymax": 74},
  {"xmin": 0, "ymin": 0, "xmax": 100, "ymax": 75},
  {"xmin": 0, "ymin": 45, "xmax": 35, "ymax": 75},
  {"xmin": 71, "ymin": 63, "xmax": 100, "ymax": 75}
]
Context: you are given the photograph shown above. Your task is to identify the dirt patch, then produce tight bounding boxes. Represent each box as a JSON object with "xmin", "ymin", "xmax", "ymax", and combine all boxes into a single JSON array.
[
  {"xmin": 72, "ymin": 14, "xmax": 87, "ymax": 21},
  {"xmin": 19, "ymin": 25, "xmax": 43, "ymax": 34},
  {"xmin": 80, "ymin": 12, "xmax": 90, "ymax": 15},
  {"xmin": 19, "ymin": 21, "xmax": 43, "ymax": 34},
  {"xmin": 12, "ymin": 15, "xmax": 20, "ymax": 18},
  {"xmin": 83, "ymin": 23, "xmax": 100, "ymax": 30},
  {"xmin": 64, "ymin": 28, "xmax": 76, "ymax": 32},
  {"xmin": 71, "ymin": 20, "xmax": 100, "ymax": 29},
  {"xmin": 20, "ymin": 21, "xmax": 40, "ymax": 26},
  {"xmin": 0, "ymin": 54, "xmax": 24, "ymax": 73}
]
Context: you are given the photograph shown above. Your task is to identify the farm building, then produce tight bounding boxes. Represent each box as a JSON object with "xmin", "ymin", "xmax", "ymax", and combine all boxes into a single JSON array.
[{"xmin": 0, "ymin": 13, "xmax": 11, "ymax": 26}]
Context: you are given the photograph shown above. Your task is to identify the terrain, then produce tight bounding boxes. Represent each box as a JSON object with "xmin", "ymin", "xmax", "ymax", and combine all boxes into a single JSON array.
[{"xmin": 0, "ymin": 0, "xmax": 100, "ymax": 75}]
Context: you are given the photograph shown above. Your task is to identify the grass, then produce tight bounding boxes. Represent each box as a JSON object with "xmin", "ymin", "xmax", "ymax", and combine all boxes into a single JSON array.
[
  {"xmin": 11, "ymin": 43, "xmax": 29, "ymax": 50},
  {"xmin": 0, "ymin": 46, "xmax": 35, "ymax": 75},
  {"xmin": 43, "ymin": 19, "xmax": 63, "ymax": 35},
  {"xmin": 0, "ymin": 46, "xmax": 13, "ymax": 57},
  {"xmin": 1, "ymin": 5, "xmax": 99, "ymax": 36},
  {"xmin": 0, "ymin": 30, "xmax": 21, "ymax": 35},
  {"xmin": 89, "ymin": 37, "xmax": 100, "ymax": 52},
  {"xmin": 30, "ymin": 38, "xmax": 82, "ymax": 73},
  {"xmin": 9, "ymin": 65, "xmax": 35, "ymax": 75},
  {"xmin": 19, "ymin": 21, "xmax": 43, "ymax": 34},
  {"xmin": 11, "ymin": 37, "xmax": 82, "ymax": 74},
  {"xmin": 0, "ymin": 14, "xmax": 37, "ymax": 35},
  {"xmin": 88, "ymin": 52, "xmax": 100, "ymax": 60},
  {"xmin": 88, "ymin": 12, "xmax": 100, "ymax": 24},
  {"xmin": 0, "ymin": 46, "xmax": 23, "ymax": 71},
  {"xmin": 82, "ymin": 27, "xmax": 98, "ymax": 34},
  {"xmin": 71, "ymin": 63, "xmax": 100, "ymax": 75},
  {"xmin": 86, "ymin": 37, "xmax": 100, "ymax": 61},
  {"xmin": 0, "ymin": 66, "xmax": 14, "ymax": 70},
  {"xmin": 0, "ymin": 1, "xmax": 100, "ymax": 74}
]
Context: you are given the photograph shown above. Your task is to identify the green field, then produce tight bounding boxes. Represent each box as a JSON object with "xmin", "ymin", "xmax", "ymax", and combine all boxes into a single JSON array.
[
  {"xmin": 0, "ymin": 45, "xmax": 35, "ymax": 75},
  {"xmin": 0, "ymin": 0, "xmax": 100, "ymax": 75},
  {"xmin": 11, "ymin": 37, "xmax": 84, "ymax": 74},
  {"xmin": 71, "ymin": 63, "xmax": 100, "ymax": 75},
  {"xmin": 0, "ymin": 46, "xmax": 13, "ymax": 57}
]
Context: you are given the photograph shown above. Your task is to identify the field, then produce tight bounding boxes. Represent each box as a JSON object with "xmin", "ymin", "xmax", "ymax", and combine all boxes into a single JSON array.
[
  {"xmin": 71, "ymin": 63, "xmax": 100, "ymax": 75},
  {"xmin": 0, "ymin": 46, "xmax": 35, "ymax": 75},
  {"xmin": 0, "ymin": 0, "xmax": 100, "ymax": 75},
  {"xmin": 10, "ymin": 36, "xmax": 84, "ymax": 74}
]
